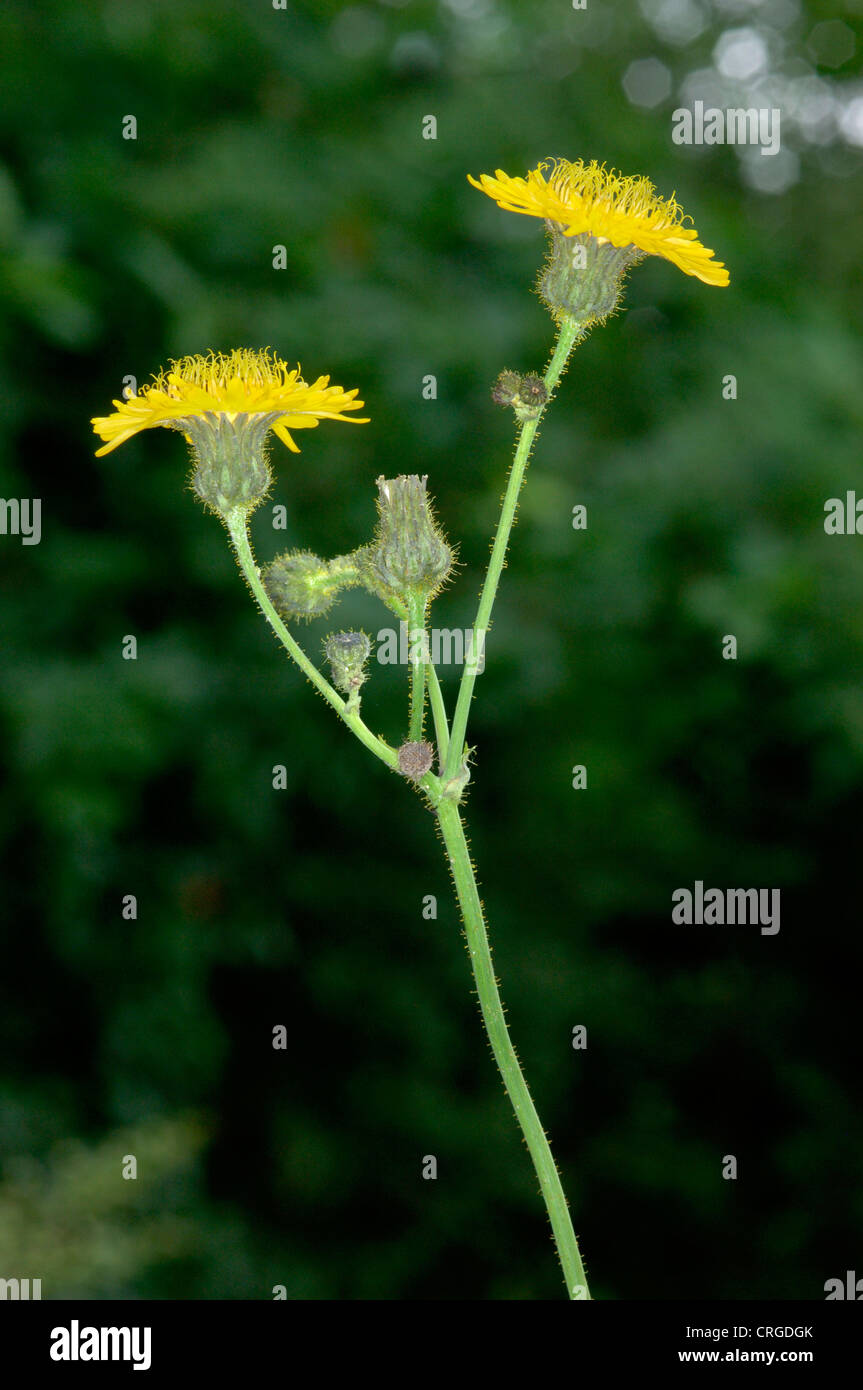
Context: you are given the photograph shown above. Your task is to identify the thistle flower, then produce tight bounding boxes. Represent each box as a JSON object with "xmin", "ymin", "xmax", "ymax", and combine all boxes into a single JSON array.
[
  {"xmin": 91, "ymin": 349, "xmax": 369, "ymax": 517},
  {"xmin": 469, "ymin": 159, "xmax": 729, "ymax": 286},
  {"xmin": 92, "ymin": 348, "xmax": 368, "ymax": 456},
  {"xmin": 469, "ymin": 158, "xmax": 729, "ymax": 324}
]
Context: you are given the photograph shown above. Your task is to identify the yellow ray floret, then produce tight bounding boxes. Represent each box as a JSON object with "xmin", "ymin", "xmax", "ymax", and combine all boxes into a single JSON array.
[
  {"xmin": 92, "ymin": 348, "xmax": 369, "ymax": 456},
  {"xmin": 468, "ymin": 159, "xmax": 729, "ymax": 287}
]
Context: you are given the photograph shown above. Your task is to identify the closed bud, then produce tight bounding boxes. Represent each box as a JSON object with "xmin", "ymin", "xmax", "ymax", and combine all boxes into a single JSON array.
[
  {"xmin": 263, "ymin": 550, "xmax": 359, "ymax": 622},
  {"xmin": 513, "ymin": 374, "xmax": 548, "ymax": 421},
  {"xmin": 491, "ymin": 370, "xmax": 522, "ymax": 406},
  {"xmin": 325, "ymin": 630, "xmax": 371, "ymax": 695},
  {"xmin": 490, "ymin": 371, "xmax": 548, "ymax": 423},
  {"xmin": 361, "ymin": 475, "xmax": 453, "ymax": 609},
  {"xmin": 398, "ymin": 740, "xmax": 435, "ymax": 780}
]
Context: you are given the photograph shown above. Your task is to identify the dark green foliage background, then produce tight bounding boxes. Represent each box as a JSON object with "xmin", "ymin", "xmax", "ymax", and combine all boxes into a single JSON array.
[{"xmin": 1, "ymin": 0, "xmax": 861, "ymax": 1299}]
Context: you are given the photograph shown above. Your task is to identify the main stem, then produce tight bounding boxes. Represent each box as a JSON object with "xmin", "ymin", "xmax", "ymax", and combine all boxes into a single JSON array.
[
  {"xmin": 437, "ymin": 796, "xmax": 590, "ymax": 1299},
  {"xmin": 435, "ymin": 312, "xmax": 592, "ymax": 1296},
  {"xmin": 444, "ymin": 314, "xmax": 585, "ymax": 782}
]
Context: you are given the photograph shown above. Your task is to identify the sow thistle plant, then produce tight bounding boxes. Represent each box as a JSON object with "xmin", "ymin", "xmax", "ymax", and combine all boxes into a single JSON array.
[{"xmin": 93, "ymin": 157, "xmax": 728, "ymax": 1301}]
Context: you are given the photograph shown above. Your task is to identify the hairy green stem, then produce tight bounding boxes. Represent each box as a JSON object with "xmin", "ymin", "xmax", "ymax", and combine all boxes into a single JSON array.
[
  {"xmin": 426, "ymin": 660, "xmax": 450, "ymax": 765},
  {"xmin": 226, "ymin": 509, "xmax": 398, "ymax": 772},
  {"xmin": 407, "ymin": 595, "xmax": 428, "ymax": 742},
  {"xmin": 229, "ymin": 313, "xmax": 592, "ymax": 1299},
  {"xmin": 443, "ymin": 314, "xmax": 585, "ymax": 782},
  {"xmin": 437, "ymin": 796, "xmax": 590, "ymax": 1299}
]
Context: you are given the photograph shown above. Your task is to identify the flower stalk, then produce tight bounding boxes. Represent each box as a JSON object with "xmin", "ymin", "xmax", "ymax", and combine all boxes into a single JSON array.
[
  {"xmin": 443, "ymin": 312, "xmax": 585, "ymax": 783},
  {"xmin": 407, "ymin": 595, "xmax": 429, "ymax": 742},
  {"xmin": 226, "ymin": 509, "xmax": 400, "ymax": 775}
]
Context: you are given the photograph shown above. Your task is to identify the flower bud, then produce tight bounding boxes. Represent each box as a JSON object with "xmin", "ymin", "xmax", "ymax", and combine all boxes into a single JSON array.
[
  {"xmin": 513, "ymin": 374, "xmax": 548, "ymax": 422},
  {"xmin": 185, "ymin": 414, "xmax": 275, "ymax": 517},
  {"xmin": 325, "ymin": 630, "xmax": 371, "ymax": 695},
  {"xmin": 491, "ymin": 370, "xmax": 522, "ymax": 406},
  {"xmin": 398, "ymin": 740, "xmax": 435, "ymax": 780},
  {"xmin": 361, "ymin": 475, "xmax": 453, "ymax": 609},
  {"xmin": 263, "ymin": 550, "xmax": 358, "ymax": 622},
  {"xmin": 539, "ymin": 225, "xmax": 645, "ymax": 324},
  {"xmin": 491, "ymin": 371, "xmax": 548, "ymax": 423}
]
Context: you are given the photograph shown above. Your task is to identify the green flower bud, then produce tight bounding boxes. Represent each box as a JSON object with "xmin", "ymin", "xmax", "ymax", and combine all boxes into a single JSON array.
[
  {"xmin": 513, "ymin": 374, "xmax": 548, "ymax": 422},
  {"xmin": 263, "ymin": 550, "xmax": 359, "ymax": 622},
  {"xmin": 361, "ymin": 475, "xmax": 453, "ymax": 609},
  {"xmin": 325, "ymin": 630, "xmax": 371, "ymax": 695},
  {"xmin": 185, "ymin": 413, "xmax": 276, "ymax": 518},
  {"xmin": 491, "ymin": 371, "xmax": 548, "ymax": 423},
  {"xmin": 539, "ymin": 224, "xmax": 645, "ymax": 325},
  {"xmin": 491, "ymin": 370, "xmax": 522, "ymax": 406}
]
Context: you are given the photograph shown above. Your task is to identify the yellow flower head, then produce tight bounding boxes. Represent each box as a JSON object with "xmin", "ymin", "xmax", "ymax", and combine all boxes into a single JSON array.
[
  {"xmin": 468, "ymin": 158, "xmax": 729, "ymax": 287},
  {"xmin": 91, "ymin": 348, "xmax": 369, "ymax": 457}
]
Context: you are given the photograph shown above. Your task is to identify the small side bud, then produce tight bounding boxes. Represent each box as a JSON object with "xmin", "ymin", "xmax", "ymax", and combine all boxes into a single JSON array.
[
  {"xmin": 263, "ymin": 550, "xmax": 358, "ymax": 622},
  {"xmin": 398, "ymin": 740, "xmax": 435, "ymax": 780},
  {"xmin": 491, "ymin": 370, "xmax": 522, "ymax": 406},
  {"xmin": 325, "ymin": 630, "xmax": 371, "ymax": 696},
  {"xmin": 490, "ymin": 371, "xmax": 548, "ymax": 422},
  {"xmin": 513, "ymin": 374, "xmax": 548, "ymax": 421}
]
